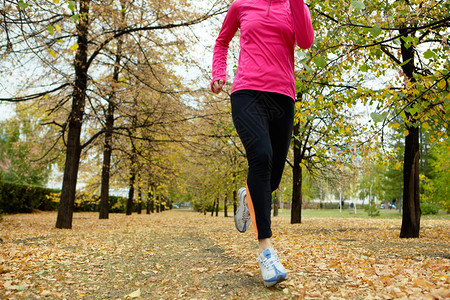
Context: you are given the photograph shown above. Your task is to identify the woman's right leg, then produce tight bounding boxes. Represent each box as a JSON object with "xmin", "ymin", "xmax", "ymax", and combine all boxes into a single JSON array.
[{"xmin": 231, "ymin": 90, "xmax": 273, "ymax": 240}]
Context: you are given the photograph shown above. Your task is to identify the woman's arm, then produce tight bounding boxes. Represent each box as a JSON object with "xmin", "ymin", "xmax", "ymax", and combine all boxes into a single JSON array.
[
  {"xmin": 211, "ymin": 2, "xmax": 240, "ymax": 93},
  {"xmin": 290, "ymin": 0, "xmax": 314, "ymax": 49}
]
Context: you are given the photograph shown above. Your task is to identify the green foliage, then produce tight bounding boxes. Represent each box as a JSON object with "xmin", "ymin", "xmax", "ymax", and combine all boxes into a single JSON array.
[
  {"xmin": 364, "ymin": 198, "xmax": 380, "ymax": 217},
  {"xmin": 421, "ymin": 201, "xmax": 439, "ymax": 215},
  {"xmin": 0, "ymin": 180, "xmax": 128, "ymax": 214},
  {"xmin": 0, "ymin": 181, "xmax": 59, "ymax": 213},
  {"xmin": 0, "ymin": 118, "xmax": 52, "ymax": 187},
  {"xmin": 192, "ymin": 198, "xmax": 215, "ymax": 213},
  {"xmin": 423, "ymin": 138, "xmax": 450, "ymax": 212},
  {"xmin": 73, "ymin": 193, "xmax": 127, "ymax": 213},
  {"xmin": 359, "ymin": 160, "xmax": 387, "ymax": 203}
]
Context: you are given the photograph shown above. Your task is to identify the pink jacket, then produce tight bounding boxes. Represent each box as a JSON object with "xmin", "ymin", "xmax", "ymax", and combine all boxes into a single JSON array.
[{"xmin": 211, "ymin": 0, "xmax": 314, "ymax": 100}]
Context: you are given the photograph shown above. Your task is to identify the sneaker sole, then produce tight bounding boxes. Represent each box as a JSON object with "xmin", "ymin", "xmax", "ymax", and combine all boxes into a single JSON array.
[
  {"xmin": 234, "ymin": 189, "xmax": 249, "ymax": 233},
  {"xmin": 263, "ymin": 274, "xmax": 288, "ymax": 287}
]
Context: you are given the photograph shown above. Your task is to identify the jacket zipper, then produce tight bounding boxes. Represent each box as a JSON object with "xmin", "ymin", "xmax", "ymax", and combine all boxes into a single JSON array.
[{"xmin": 266, "ymin": 0, "xmax": 272, "ymax": 15}]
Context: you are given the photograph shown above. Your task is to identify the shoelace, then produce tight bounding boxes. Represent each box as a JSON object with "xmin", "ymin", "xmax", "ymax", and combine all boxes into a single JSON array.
[{"xmin": 260, "ymin": 251, "xmax": 279, "ymax": 269}]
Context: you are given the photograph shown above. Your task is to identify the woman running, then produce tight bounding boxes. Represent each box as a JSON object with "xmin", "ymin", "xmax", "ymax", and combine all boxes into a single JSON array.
[{"xmin": 211, "ymin": 0, "xmax": 314, "ymax": 287}]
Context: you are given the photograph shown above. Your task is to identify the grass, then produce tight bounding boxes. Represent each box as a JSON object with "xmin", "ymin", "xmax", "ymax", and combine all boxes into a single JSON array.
[{"xmin": 276, "ymin": 207, "xmax": 450, "ymax": 220}]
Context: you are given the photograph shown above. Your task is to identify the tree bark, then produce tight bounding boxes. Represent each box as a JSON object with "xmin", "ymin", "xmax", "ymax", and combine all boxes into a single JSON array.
[
  {"xmin": 137, "ymin": 186, "xmax": 142, "ymax": 214},
  {"xmin": 399, "ymin": 26, "xmax": 421, "ymax": 238},
  {"xmin": 99, "ymin": 20, "xmax": 124, "ymax": 219},
  {"xmin": 273, "ymin": 190, "xmax": 279, "ymax": 217},
  {"xmin": 156, "ymin": 195, "xmax": 160, "ymax": 213},
  {"xmin": 400, "ymin": 124, "xmax": 421, "ymax": 237},
  {"xmin": 224, "ymin": 194, "xmax": 228, "ymax": 217},
  {"xmin": 150, "ymin": 185, "xmax": 155, "ymax": 213},
  {"xmin": 126, "ymin": 167, "xmax": 136, "ymax": 215},
  {"xmin": 215, "ymin": 197, "xmax": 219, "ymax": 216},
  {"xmin": 160, "ymin": 196, "xmax": 165, "ymax": 212},
  {"xmin": 211, "ymin": 198, "xmax": 216, "ymax": 216},
  {"xmin": 56, "ymin": 0, "xmax": 90, "ymax": 229},
  {"xmin": 146, "ymin": 188, "xmax": 152, "ymax": 214},
  {"xmin": 291, "ymin": 107, "xmax": 303, "ymax": 224}
]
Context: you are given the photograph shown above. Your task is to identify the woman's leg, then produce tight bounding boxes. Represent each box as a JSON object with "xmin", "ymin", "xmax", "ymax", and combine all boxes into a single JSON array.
[
  {"xmin": 231, "ymin": 90, "xmax": 294, "ymax": 241},
  {"xmin": 231, "ymin": 90, "xmax": 273, "ymax": 240}
]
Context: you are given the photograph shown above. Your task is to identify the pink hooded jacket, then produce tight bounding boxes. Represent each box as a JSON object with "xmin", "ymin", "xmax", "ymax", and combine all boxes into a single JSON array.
[{"xmin": 211, "ymin": 0, "xmax": 314, "ymax": 100}]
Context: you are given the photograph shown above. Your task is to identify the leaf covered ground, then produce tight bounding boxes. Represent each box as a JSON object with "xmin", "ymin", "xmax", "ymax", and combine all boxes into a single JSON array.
[{"xmin": 1, "ymin": 210, "xmax": 449, "ymax": 299}]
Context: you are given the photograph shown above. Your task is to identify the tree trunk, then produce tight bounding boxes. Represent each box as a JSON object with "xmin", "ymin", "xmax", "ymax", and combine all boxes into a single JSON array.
[
  {"xmin": 211, "ymin": 198, "xmax": 216, "ymax": 216},
  {"xmin": 99, "ymin": 121, "xmax": 112, "ymax": 219},
  {"xmin": 399, "ymin": 26, "xmax": 421, "ymax": 238},
  {"xmin": 160, "ymin": 197, "xmax": 165, "ymax": 212},
  {"xmin": 224, "ymin": 194, "xmax": 228, "ymax": 217},
  {"xmin": 273, "ymin": 190, "xmax": 279, "ymax": 217},
  {"xmin": 150, "ymin": 193, "xmax": 155, "ymax": 213},
  {"xmin": 215, "ymin": 197, "xmax": 219, "ymax": 216},
  {"xmin": 56, "ymin": 0, "xmax": 90, "ymax": 229},
  {"xmin": 136, "ymin": 187, "xmax": 142, "ymax": 214},
  {"xmin": 146, "ymin": 188, "xmax": 151, "ymax": 214},
  {"xmin": 291, "ymin": 115, "xmax": 303, "ymax": 224},
  {"xmin": 126, "ymin": 169, "xmax": 135, "ymax": 215},
  {"xmin": 126, "ymin": 152, "xmax": 137, "ymax": 215},
  {"xmin": 156, "ymin": 195, "xmax": 160, "ymax": 213},
  {"xmin": 148, "ymin": 184, "xmax": 155, "ymax": 213},
  {"xmin": 99, "ymin": 25, "xmax": 123, "ymax": 220},
  {"xmin": 150, "ymin": 198, "xmax": 155, "ymax": 213},
  {"xmin": 400, "ymin": 125, "xmax": 421, "ymax": 237}
]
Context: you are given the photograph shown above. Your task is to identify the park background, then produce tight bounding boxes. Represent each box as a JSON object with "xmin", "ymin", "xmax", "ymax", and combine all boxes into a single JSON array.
[{"xmin": 0, "ymin": 0, "xmax": 449, "ymax": 298}]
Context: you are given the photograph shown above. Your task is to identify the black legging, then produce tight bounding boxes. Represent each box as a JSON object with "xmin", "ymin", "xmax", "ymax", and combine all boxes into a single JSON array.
[{"xmin": 231, "ymin": 90, "xmax": 294, "ymax": 239}]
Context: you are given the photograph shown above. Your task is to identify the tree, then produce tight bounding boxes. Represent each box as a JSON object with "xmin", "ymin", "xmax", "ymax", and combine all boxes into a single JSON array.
[
  {"xmin": 1, "ymin": 0, "xmax": 228, "ymax": 228},
  {"xmin": 304, "ymin": 0, "xmax": 449, "ymax": 237},
  {"xmin": 99, "ymin": 0, "xmax": 126, "ymax": 220}
]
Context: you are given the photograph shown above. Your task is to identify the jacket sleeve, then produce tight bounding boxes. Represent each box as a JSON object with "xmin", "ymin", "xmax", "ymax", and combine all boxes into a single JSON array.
[
  {"xmin": 290, "ymin": 0, "xmax": 314, "ymax": 49},
  {"xmin": 210, "ymin": 2, "xmax": 240, "ymax": 92}
]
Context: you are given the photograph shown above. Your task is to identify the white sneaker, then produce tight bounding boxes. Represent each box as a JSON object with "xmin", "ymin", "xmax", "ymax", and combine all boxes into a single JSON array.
[
  {"xmin": 234, "ymin": 187, "xmax": 251, "ymax": 233},
  {"xmin": 258, "ymin": 248, "xmax": 288, "ymax": 287}
]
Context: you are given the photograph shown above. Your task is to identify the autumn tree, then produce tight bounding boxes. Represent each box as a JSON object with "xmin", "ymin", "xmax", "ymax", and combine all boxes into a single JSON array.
[
  {"xmin": 182, "ymin": 88, "xmax": 247, "ymax": 215},
  {"xmin": 293, "ymin": 0, "xmax": 449, "ymax": 237},
  {"xmin": 334, "ymin": 0, "xmax": 449, "ymax": 237},
  {"xmin": 1, "ymin": 0, "xmax": 228, "ymax": 228}
]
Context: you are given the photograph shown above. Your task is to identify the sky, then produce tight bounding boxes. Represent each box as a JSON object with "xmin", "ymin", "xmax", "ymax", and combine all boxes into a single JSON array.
[{"xmin": 0, "ymin": 103, "xmax": 15, "ymax": 121}]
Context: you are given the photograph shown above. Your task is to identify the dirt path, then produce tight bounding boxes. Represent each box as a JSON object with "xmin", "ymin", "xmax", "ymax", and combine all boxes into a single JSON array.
[
  {"xmin": 1, "ymin": 210, "xmax": 449, "ymax": 299},
  {"xmin": 1, "ymin": 210, "xmax": 284, "ymax": 299}
]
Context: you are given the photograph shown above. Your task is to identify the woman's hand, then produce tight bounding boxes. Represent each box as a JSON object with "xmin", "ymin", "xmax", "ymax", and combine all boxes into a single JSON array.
[{"xmin": 212, "ymin": 79, "xmax": 225, "ymax": 94}]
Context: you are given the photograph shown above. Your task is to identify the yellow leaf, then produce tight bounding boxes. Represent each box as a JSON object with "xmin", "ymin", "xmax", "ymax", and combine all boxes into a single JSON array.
[
  {"xmin": 48, "ymin": 49, "xmax": 56, "ymax": 58},
  {"xmin": 422, "ymin": 122, "xmax": 430, "ymax": 131},
  {"xmin": 403, "ymin": 129, "xmax": 409, "ymax": 136},
  {"xmin": 413, "ymin": 277, "xmax": 435, "ymax": 289},
  {"xmin": 55, "ymin": 24, "xmax": 61, "ymax": 33},
  {"xmin": 390, "ymin": 123, "xmax": 401, "ymax": 129},
  {"xmin": 70, "ymin": 43, "xmax": 79, "ymax": 51},
  {"xmin": 125, "ymin": 289, "xmax": 140, "ymax": 299},
  {"xmin": 53, "ymin": 0, "xmax": 60, "ymax": 3},
  {"xmin": 437, "ymin": 79, "xmax": 446, "ymax": 90},
  {"xmin": 395, "ymin": 161, "xmax": 402, "ymax": 170}
]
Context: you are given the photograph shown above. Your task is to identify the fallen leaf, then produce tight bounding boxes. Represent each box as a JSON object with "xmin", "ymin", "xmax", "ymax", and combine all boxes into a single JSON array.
[{"xmin": 125, "ymin": 288, "xmax": 140, "ymax": 299}]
